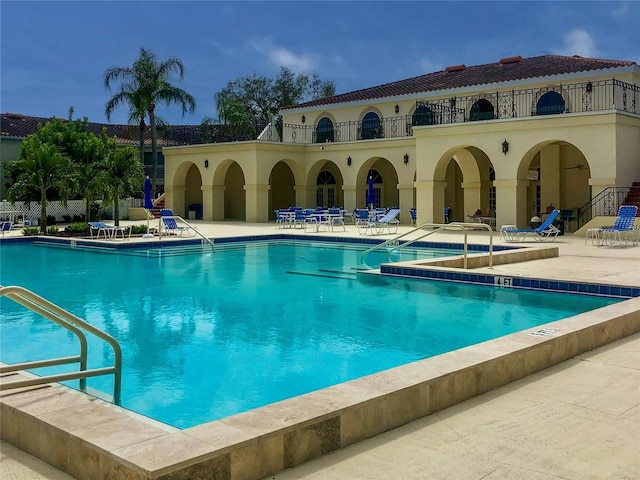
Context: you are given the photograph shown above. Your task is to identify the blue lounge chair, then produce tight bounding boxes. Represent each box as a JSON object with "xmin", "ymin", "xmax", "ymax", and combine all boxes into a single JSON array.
[
  {"xmin": 600, "ymin": 205, "xmax": 638, "ymax": 247},
  {"xmin": 362, "ymin": 208, "xmax": 401, "ymax": 235},
  {"xmin": 88, "ymin": 221, "xmax": 116, "ymax": 239},
  {"xmin": 501, "ymin": 210, "xmax": 561, "ymax": 242},
  {"xmin": 160, "ymin": 209, "xmax": 196, "ymax": 237},
  {"xmin": 0, "ymin": 221, "xmax": 12, "ymax": 237}
]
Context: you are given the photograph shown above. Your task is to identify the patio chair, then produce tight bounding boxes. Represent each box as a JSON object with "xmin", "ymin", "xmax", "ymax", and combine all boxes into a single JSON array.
[
  {"xmin": 88, "ymin": 221, "xmax": 116, "ymax": 239},
  {"xmin": 600, "ymin": 205, "xmax": 638, "ymax": 247},
  {"xmin": 410, "ymin": 208, "xmax": 417, "ymax": 225},
  {"xmin": 160, "ymin": 209, "xmax": 196, "ymax": 237},
  {"xmin": 0, "ymin": 221, "xmax": 12, "ymax": 237},
  {"xmin": 363, "ymin": 208, "xmax": 401, "ymax": 235},
  {"xmin": 500, "ymin": 210, "xmax": 561, "ymax": 242},
  {"xmin": 327, "ymin": 207, "xmax": 346, "ymax": 231},
  {"xmin": 354, "ymin": 209, "xmax": 371, "ymax": 234}
]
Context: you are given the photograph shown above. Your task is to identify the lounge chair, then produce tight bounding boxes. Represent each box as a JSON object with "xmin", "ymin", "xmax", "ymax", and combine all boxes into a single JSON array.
[
  {"xmin": 361, "ymin": 208, "xmax": 401, "ymax": 235},
  {"xmin": 160, "ymin": 209, "xmax": 196, "ymax": 237},
  {"xmin": 88, "ymin": 221, "xmax": 116, "ymax": 239},
  {"xmin": 0, "ymin": 221, "xmax": 12, "ymax": 237},
  {"xmin": 500, "ymin": 210, "xmax": 561, "ymax": 242},
  {"xmin": 600, "ymin": 205, "xmax": 639, "ymax": 247}
]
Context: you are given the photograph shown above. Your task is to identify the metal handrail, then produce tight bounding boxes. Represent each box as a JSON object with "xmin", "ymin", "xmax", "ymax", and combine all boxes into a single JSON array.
[
  {"xmin": 158, "ymin": 215, "xmax": 215, "ymax": 249},
  {"xmin": 0, "ymin": 285, "xmax": 122, "ymax": 404},
  {"xmin": 360, "ymin": 222, "xmax": 493, "ymax": 270}
]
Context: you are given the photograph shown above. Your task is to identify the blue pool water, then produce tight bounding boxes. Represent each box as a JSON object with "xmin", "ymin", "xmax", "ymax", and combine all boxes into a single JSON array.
[{"xmin": 0, "ymin": 240, "xmax": 619, "ymax": 428}]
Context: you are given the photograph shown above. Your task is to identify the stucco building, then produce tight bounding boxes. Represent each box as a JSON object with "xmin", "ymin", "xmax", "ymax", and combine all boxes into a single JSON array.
[{"xmin": 162, "ymin": 54, "xmax": 639, "ymax": 230}]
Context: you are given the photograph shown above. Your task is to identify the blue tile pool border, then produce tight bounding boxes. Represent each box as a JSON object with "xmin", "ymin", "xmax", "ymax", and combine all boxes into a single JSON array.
[
  {"xmin": 3, "ymin": 234, "xmax": 636, "ymax": 299},
  {"xmin": 380, "ymin": 264, "xmax": 640, "ymax": 299}
]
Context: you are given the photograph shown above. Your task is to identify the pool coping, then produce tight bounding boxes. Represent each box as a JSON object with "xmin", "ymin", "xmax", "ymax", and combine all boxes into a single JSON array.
[
  {"xmin": 2, "ymin": 297, "xmax": 639, "ymax": 480},
  {"xmin": 2, "ymin": 235, "xmax": 640, "ymax": 479}
]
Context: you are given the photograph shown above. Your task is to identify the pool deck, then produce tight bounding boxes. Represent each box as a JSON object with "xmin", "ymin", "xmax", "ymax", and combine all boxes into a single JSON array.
[{"xmin": 1, "ymin": 221, "xmax": 639, "ymax": 479}]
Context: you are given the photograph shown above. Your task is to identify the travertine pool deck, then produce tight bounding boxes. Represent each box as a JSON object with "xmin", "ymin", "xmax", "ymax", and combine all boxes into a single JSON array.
[{"xmin": 1, "ymin": 221, "xmax": 639, "ymax": 479}]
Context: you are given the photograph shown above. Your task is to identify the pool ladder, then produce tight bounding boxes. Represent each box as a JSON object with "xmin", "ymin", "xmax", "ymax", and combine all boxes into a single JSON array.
[
  {"xmin": 360, "ymin": 222, "xmax": 494, "ymax": 269},
  {"xmin": 0, "ymin": 285, "xmax": 122, "ymax": 404}
]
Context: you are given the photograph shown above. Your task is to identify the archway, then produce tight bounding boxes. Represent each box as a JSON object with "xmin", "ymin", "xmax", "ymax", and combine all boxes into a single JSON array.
[
  {"xmin": 269, "ymin": 161, "xmax": 296, "ymax": 218},
  {"xmin": 223, "ymin": 162, "xmax": 246, "ymax": 220},
  {"xmin": 306, "ymin": 160, "xmax": 344, "ymax": 209},
  {"xmin": 358, "ymin": 158, "xmax": 399, "ymax": 209}
]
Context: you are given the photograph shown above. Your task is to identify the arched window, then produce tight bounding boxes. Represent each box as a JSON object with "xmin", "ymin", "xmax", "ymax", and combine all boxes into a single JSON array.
[
  {"xmin": 315, "ymin": 117, "xmax": 334, "ymax": 143},
  {"xmin": 361, "ymin": 112, "xmax": 382, "ymax": 139},
  {"xmin": 536, "ymin": 91, "xmax": 565, "ymax": 115},
  {"xmin": 317, "ymin": 170, "xmax": 336, "ymax": 185},
  {"xmin": 470, "ymin": 99, "xmax": 495, "ymax": 121},
  {"xmin": 412, "ymin": 105, "xmax": 434, "ymax": 126}
]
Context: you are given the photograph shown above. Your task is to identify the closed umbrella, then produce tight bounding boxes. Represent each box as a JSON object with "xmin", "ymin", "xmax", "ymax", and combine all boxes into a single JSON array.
[
  {"xmin": 367, "ymin": 176, "xmax": 375, "ymax": 210},
  {"xmin": 143, "ymin": 176, "xmax": 154, "ymax": 237}
]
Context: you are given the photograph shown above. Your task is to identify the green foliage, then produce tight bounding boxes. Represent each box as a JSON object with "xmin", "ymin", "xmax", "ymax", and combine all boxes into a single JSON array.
[
  {"xmin": 46, "ymin": 215, "xmax": 56, "ymax": 225},
  {"xmin": 66, "ymin": 222, "xmax": 89, "ymax": 233},
  {"xmin": 104, "ymin": 47, "xmax": 196, "ymax": 193},
  {"xmin": 130, "ymin": 224, "xmax": 148, "ymax": 235},
  {"xmin": 214, "ymin": 66, "xmax": 335, "ymax": 125},
  {"xmin": 22, "ymin": 226, "xmax": 40, "ymax": 236},
  {"xmin": 47, "ymin": 225, "xmax": 59, "ymax": 235},
  {"xmin": 100, "ymin": 146, "xmax": 144, "ymax": 226}
]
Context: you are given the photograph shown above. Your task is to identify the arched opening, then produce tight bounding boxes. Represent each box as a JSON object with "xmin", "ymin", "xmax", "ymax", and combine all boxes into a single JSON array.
[
  {"xmin": 361, "ymin": 112, "xmax": 382, "ymax": 139},
  {"xmin": 470, "ymin": 99, "xmax": 495, "ymax": 121},
  {"xmin": 315, "ymin": 117, "xmax": 334, "ymax": 143},
  {"xmin": 184, "ymin": 164, "xmax": 203, "ymax": 219},
  {"xmin": 536, "ymin": 91, "xmax": 566, "ymax": 115},
  {"xmin": 316, "ymin": 170, "xmax": 337, "ymax": 208},
  {"xmin": 224, "ymin": 162, "xmax": 245, "ymax": 220},
  {"xmin": 360, "ymin": 159, "xmax": 399, "ymax": 209},
  {"xmin": 269, "ymin": 161, "xmax": 295, "ymax": 218}
]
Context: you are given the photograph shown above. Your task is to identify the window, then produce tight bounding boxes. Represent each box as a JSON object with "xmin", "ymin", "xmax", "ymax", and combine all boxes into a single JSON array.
[
  {"xmin": 361, "ymin": 112, "xmax": 382, "ymax": 139},
  {"xmin": 412, "ymin": 105, "xmax": 434, "ymax": 126},
  {"xmin": 315, "ymin": 117, "xmax": 334, "ymax": 143},
  {"xmin": 536, "ymin": 91, "xmax": 565, "ymax": 115},
  {"xmin": 470, "ymin": 99, "xmax": 495, "ymax": 121}
]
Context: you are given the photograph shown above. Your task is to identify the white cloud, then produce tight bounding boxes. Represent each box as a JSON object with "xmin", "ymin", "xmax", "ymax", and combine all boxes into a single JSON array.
[
  {"xmin": 552, "ymin": 29, "xmax": 597, "ymax": 58},
  {"xmin": 611, "ymin": 2, "xmax": 629, "ymax": 18},
  {"xmin": 248, "ymin": 37, "xmax": 317, "ymax": 72}
]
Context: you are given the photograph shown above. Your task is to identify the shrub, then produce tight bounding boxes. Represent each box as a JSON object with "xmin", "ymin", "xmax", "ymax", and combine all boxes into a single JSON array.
[
  {"xmin": 46, "ymin": 215, "xmax": 57, "ymax": 226},
  {"xmin": 22, "ymin": 227, "xmax": 40, "ymax": 236},
  {"xmin": 66, "ymin": 222, "xmax": 88, "ymax": 233},
  {"xmin": 130, "ymin": 224, "xmax": 148, "ymax": 235},
  {"xmin": 63, "ymin": 215, "xmax": 72, "ymax": 223},
  {"xmin": 47, "ymin": 226, "xmax": 59, "ymax": 235},
  {"xmin": 89, "ymin": 202, "xmax": 102, "ymax": 222},
  {"xmin": 72, "ymin": 214, "xmax": 86, "ymax": 222}
]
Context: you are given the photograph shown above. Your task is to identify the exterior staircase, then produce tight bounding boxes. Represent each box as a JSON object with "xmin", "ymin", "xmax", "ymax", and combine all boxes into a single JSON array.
[
  {"xmin": 623, "ymin": 181, "xmax": 640, "ymax": 215},
  {"xmin": 150, "ymin": 198, "xmax": 165, "ymax": 219}
]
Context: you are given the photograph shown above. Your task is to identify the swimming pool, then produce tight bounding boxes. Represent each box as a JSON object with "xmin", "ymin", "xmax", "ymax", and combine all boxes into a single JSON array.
[{"xmin": 0, "ymin": 240, "xmax": 620, "ymax": 428}]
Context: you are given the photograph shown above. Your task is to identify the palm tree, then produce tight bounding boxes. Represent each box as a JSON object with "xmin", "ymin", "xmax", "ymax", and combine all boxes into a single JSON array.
[
  {"xmin": 104, "ymin": 47, "xmax": 196, "ymax": 195},
  {"xmin": 101, "ymin": 146, "xmax": 144, "ymax": 226},
  {"xmin": 7, "ymin": 140, "xmax": 76, "ymax": 233}
]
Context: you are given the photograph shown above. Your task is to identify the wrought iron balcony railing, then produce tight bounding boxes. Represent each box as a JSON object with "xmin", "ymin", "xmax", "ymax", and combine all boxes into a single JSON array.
[{"xmin": 154, "ymin": 79, "xmax": 637, "ymax": 147}]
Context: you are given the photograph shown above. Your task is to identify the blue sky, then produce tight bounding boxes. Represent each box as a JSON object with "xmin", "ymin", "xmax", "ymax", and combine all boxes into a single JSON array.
[{"xmin": 1, "ymin": 1, "xmax": 638, "ymax": 126}]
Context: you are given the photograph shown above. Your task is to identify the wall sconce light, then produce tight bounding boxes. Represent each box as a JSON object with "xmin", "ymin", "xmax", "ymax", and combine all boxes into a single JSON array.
[
  {"xmin": 586, "ymin": 82, "xmax": 593, "ymax": 93},
  {"xmin": 501, "ymin": 140, "xmax": 509, "ymax": 155},
  {"xmin": 204, "ymin": 158, "xmax": 209, "ymax": 168},
  {"xmin": 301, "ymin": 114, "xmax": 306, "ymax": 124},
  {"xmin": 403, "ymin": 153, "xmax": 409, "ymax": 165},
  {"xmin": 394, "ymin": 104, "xmax": 399, "ymax": 114},
  {"xmin": 347, "ymin": 156, "xmax": 352, "ymax": 167}
]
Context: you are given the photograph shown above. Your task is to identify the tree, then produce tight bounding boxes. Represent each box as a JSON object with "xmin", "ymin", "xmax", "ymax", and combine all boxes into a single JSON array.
[
  {"xmin": 6, "ymin": 137, "xmax": 76, "ymax": 233},
  {"xmin": 100, "ymin": 142, "xmax": 144, "ymax": 226},
  {"xmin": 104, "ymin": 47, "xmax": 196, "ymax": 194},
  {"xmin": 213, "ymin": 67, "xmax": 335, "ymax": 125}
]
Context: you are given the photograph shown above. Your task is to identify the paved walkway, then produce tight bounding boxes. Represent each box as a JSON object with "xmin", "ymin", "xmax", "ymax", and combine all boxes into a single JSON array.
[{"xmin": 1, "ymin": 222, "xmax": 639, "ymax": 479}]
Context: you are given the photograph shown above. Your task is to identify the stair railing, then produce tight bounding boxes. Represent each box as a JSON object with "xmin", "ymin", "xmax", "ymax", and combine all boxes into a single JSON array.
[
  {"xmin": 576, "ymin": 187, "xmax": 631, "ymax": 228},
  {"xmin": 0, "ymin": 285, "xmax": 122, "ymax": 404}
]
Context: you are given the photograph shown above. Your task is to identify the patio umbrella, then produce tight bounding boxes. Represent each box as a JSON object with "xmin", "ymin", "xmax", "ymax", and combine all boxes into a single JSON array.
[
  {"xmin": 367, "ymin": 176, "xmax": 375, "ymax": 210},
  {"xmin": 143, "ymin": 176, "xmax": 154, "ymax": 237}
]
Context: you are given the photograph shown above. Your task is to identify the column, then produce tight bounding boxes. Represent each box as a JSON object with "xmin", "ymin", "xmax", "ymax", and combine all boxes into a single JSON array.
[
  {"xmin": 461, "ymin": 181, "xmax": 482, "ymax": 220},
  {"xmin": 494, "ymin": 179, "xmax": 529, "ymax": 227},
  {"xmin": 397, "ymin": 183, "xmax": 414, "ymax": 224},
  {"xmin": 244, "ymin": 183, "xmax": 270, "ymax": 223},
  {"xmin": 342, "ymin": 185, "xmax": 358, "ymax": 213},
  {"xmin": 415, "ymin": 180, "xmax": 446, "ymax": 224}
]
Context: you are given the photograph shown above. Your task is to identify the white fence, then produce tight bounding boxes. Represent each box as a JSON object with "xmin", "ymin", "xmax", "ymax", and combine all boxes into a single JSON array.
[{"xmin": 0, "ymin": 200, "xmax": 129, "ymax": 223}]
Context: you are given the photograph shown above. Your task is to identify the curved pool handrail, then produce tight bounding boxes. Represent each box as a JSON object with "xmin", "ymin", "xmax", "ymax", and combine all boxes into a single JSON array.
[{"xmin": 0, "ymin": 284, "xmax": 122, "ymax": 404}]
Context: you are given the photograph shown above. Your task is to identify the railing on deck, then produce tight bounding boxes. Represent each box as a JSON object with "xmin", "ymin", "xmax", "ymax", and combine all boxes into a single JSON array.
[{"xmin": 576, "ymin": 187, "xmax": 632, "ymax": 228}]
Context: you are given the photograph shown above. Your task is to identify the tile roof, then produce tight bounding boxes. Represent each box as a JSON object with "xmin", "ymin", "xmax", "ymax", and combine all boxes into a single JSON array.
[
  {"xmin": 285, "ymin": 55, "xmax": 637, "ymax": 110},
  {"xmin": 0, "ymin": 113, "xmax": 201, "ymax": 146}
]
